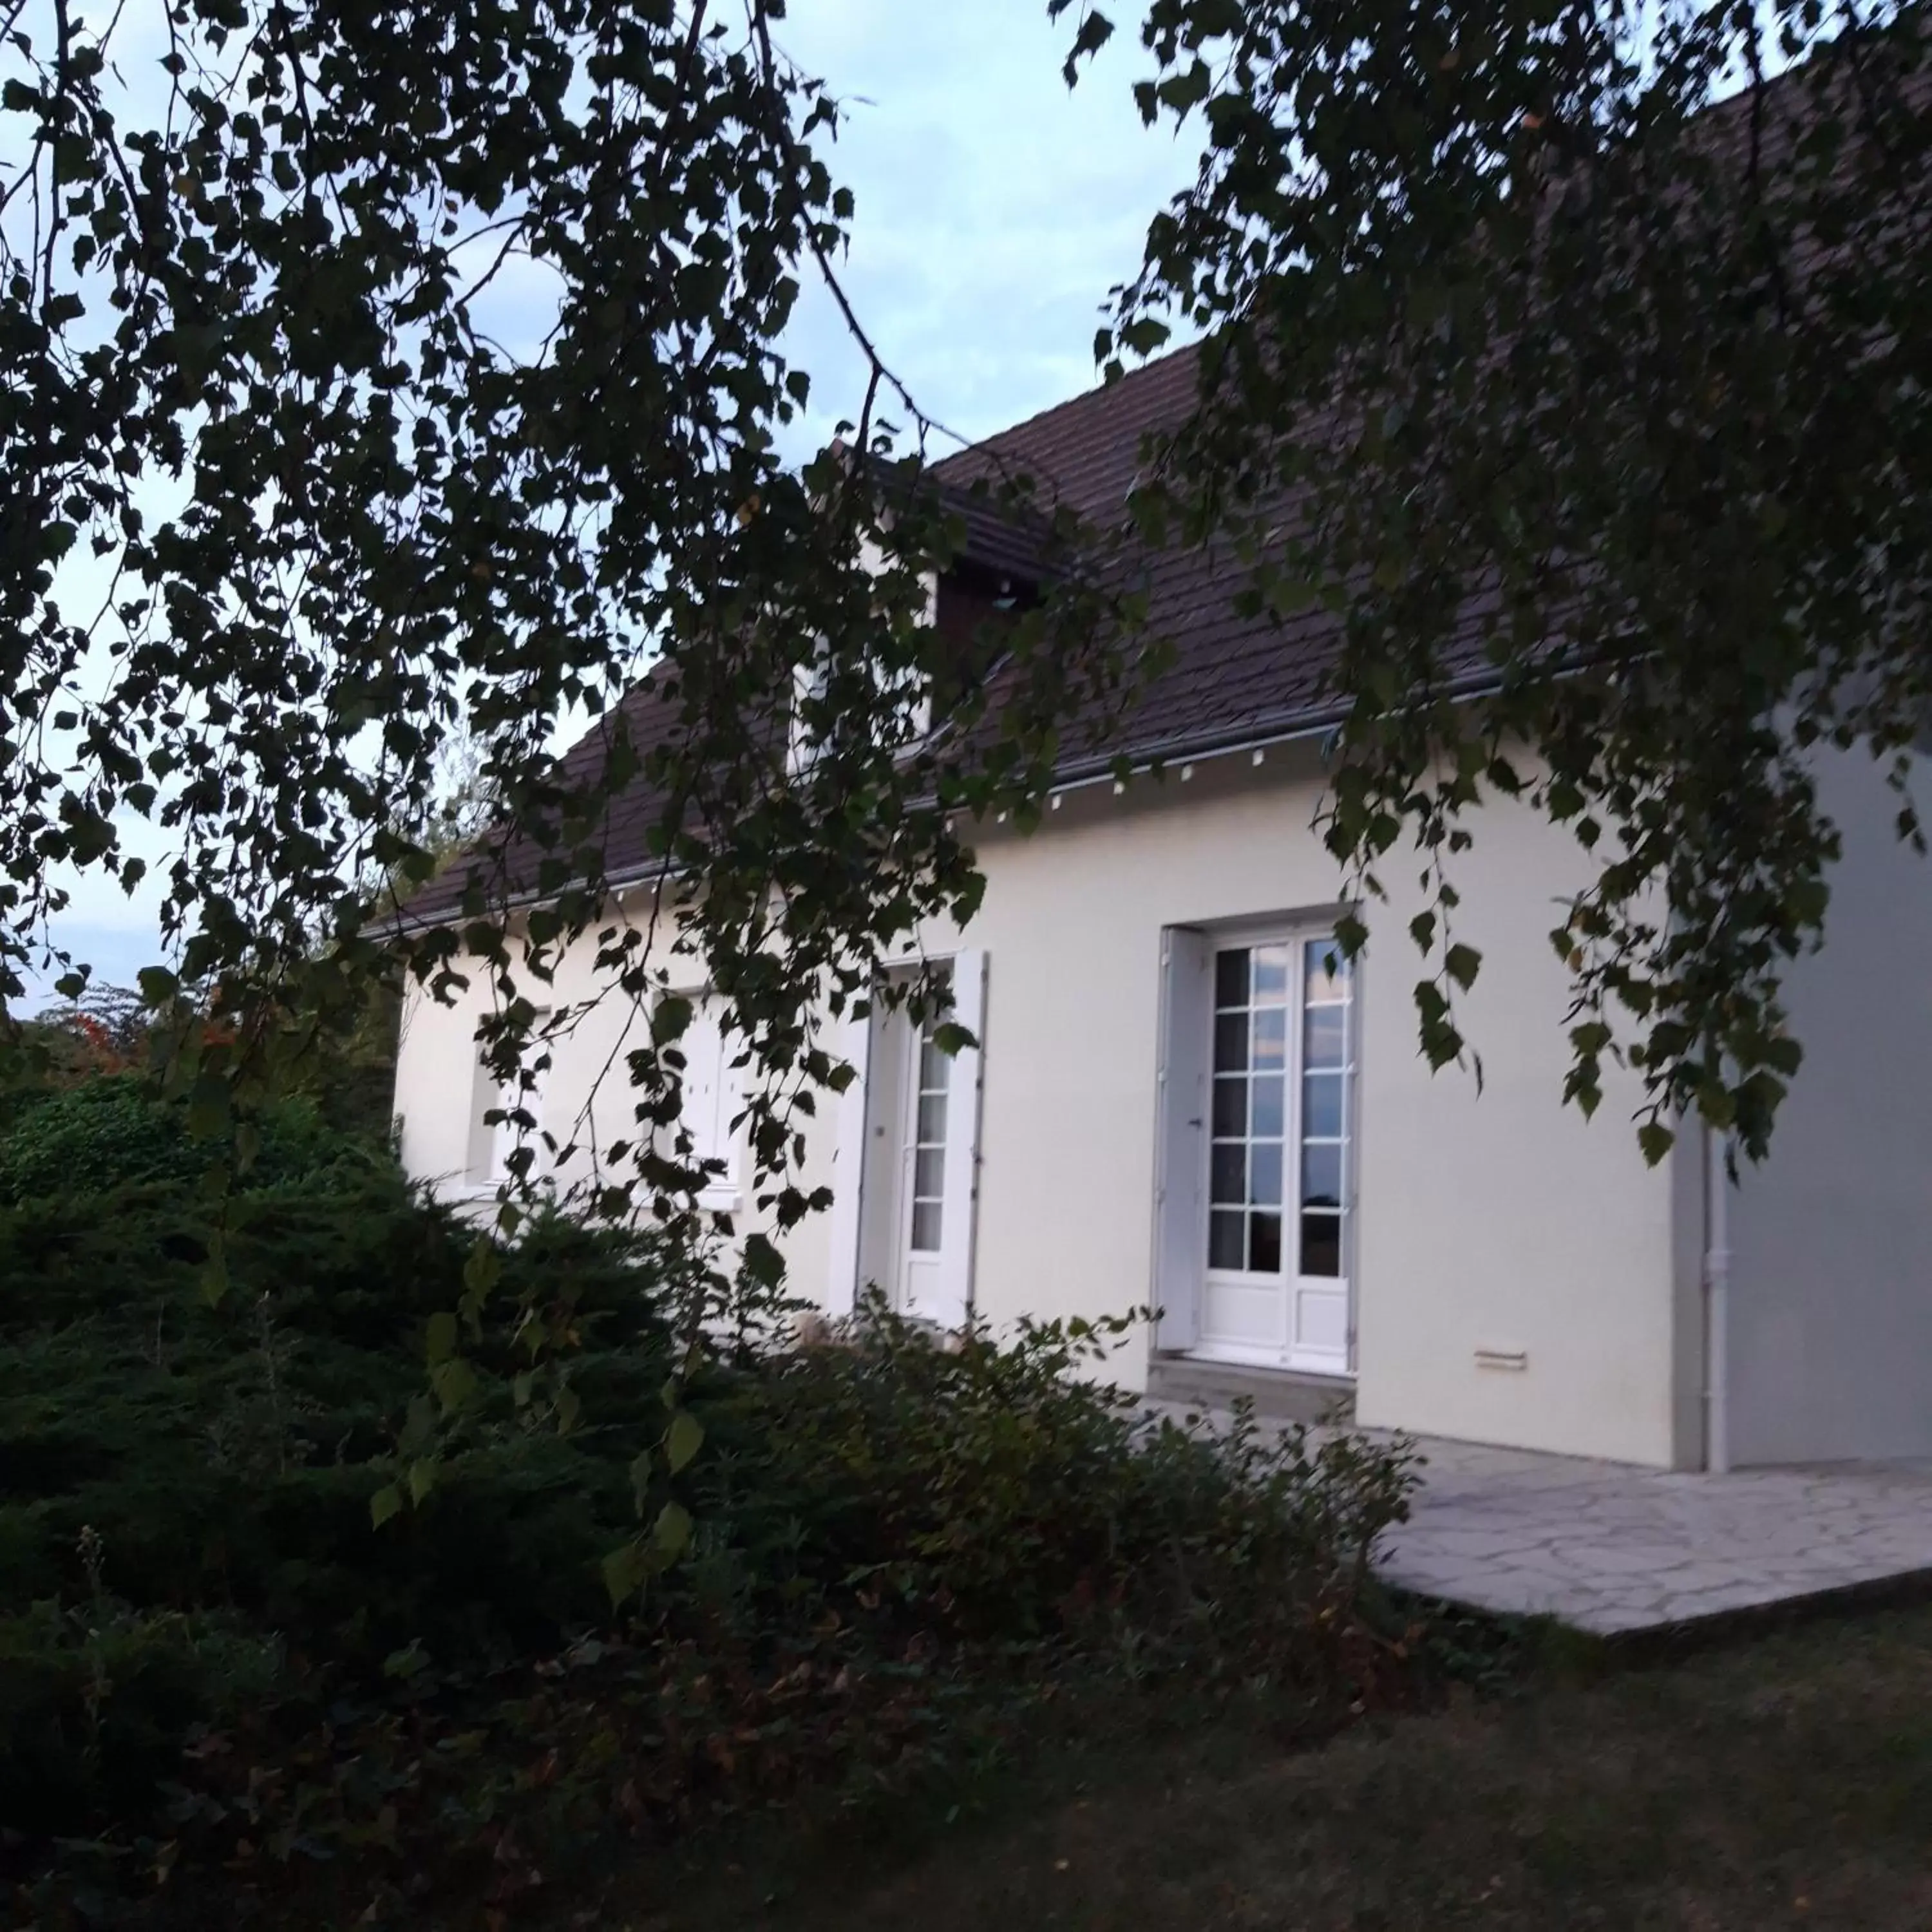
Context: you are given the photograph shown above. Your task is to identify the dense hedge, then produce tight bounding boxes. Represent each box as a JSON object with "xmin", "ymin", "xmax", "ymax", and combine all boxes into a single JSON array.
[
  {"xmin": 0, "ymin": 1162, "xmax": 674, "ymax": 1833},
  {"xmin": 0, "ymin": 1075, "xmax": 384, "ymax": 1204},
  {"xmin": 0, "ymin": 1081, "xmax": 1423, "ymax": 1928}
]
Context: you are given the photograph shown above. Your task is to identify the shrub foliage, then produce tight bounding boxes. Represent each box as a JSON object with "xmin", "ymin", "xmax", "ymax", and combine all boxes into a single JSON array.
[{"xmin": 1, "ymin": 1096, "xmax": 1419, "ymax": 1927}]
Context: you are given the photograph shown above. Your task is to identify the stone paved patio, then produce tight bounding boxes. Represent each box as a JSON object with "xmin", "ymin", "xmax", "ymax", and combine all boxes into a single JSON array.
[
  {"xmin": 1146, "ymin": 1402, "xmax": 1932, "ymax": 1634},
  {"xmin": 1381, "ymin": 1437, "xmax": 1932, "ymax": 1634}
]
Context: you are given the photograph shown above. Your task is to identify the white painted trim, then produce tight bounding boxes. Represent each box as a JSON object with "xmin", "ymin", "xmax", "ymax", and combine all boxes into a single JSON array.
[
  {"xmin": 1152, "ymin": 925, "xmax": 1211, "ymax": 1352},
  {"xmin": 1344, "ymin": 936, "xmax": 1366, "ymax": 1375},
  {"xmin": 931, "ymin": 947, "xmax": 988, "ymax": 1330},
  {"xmin": 824, "ymin": 999, "xmax": 873, "ymax": 1318},
  {"xmin": 1187, "ymin": 1340, "xmax": 1333, "ymax": 1374},
  {"xmin": 1704, "ymin": 1126, "xmax": 1732, "ymax": 1473}
]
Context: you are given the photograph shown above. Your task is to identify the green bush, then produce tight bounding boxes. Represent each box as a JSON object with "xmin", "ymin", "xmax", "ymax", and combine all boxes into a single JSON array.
[
  {"xmin": 0, "ymin": 1075, "xmax": 383, "ymax": 1206},
  {"xmin": 0, "ymin": 1160, "xmax": 677, "ymax": 1836},
  {"xmin": 0, "ymin": 1099, "xmax": 1422, "ymax": 1927},
  {"xmin": 0, "ymin": 1593, "xmax": 283, "ymax": 1833},
  {"xmin": 0, "ymin": 1079, "xmax": 193, "ymax": 1198},
  {"xmin": 683, "ymin": 1305, "xmax": 1414, "ymax": 1680}
]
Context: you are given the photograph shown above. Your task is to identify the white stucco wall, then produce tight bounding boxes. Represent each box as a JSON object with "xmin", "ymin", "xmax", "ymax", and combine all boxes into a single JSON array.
[
  {"xmin": 1725, "ymin": 748, "xmax": 1932, "ymax": 1464},
  {"xmin": 947, "ymin": 751, "xmax": 1680, "ymax": 1466},
  {"xmin": 394, "ymin": 911, "xmax": 661, "ymax": 1206},
  {"xmin": 393, "ymin": 746, "xmax": 1685, "ymax": 1466},
  {"xmin": 393, "ymin": 898, "xmax": 838, "ymax": 1289},
  {"xmin": 395, "ymin": 966, "xmax": 500, "ymax": 1197}
]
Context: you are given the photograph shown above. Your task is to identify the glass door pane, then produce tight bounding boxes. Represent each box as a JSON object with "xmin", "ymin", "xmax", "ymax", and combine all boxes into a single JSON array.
[
  {"xmin": 1206, "ymin": 945, "xmax": 1291, "ymax": 1275},
  {"xmin": 908, "ymin": 1014, "xmax": 950, "ymax": 1253},
  {"xmin": 1296, "ymin": 938, "xmax": 1351, "ymax": 1278}
]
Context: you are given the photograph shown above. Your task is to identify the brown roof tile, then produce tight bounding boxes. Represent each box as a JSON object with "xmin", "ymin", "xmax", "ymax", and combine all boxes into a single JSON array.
[
  {"xmin": 929, "ymin": 341, "xmax": 1369, "ymax": 775},
  {"xmin": 404, "ymin": 29, "xmax": 1924, "ymax": 924}
]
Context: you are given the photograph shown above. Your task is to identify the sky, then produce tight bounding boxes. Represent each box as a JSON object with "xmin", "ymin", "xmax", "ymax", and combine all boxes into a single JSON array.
[
  {"xmin": 27, "ymin": 1, "xmax": 1200, "ymax": 1006},
  {"xmin": 773, "ymin": 1, "xmax": 1198, "ymax": 456}
]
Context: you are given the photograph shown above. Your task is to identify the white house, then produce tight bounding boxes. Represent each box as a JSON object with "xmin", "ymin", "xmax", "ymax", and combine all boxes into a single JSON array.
[{"xmin": 394, "ymin": 345, "xmax": 1932, "ymax": 1475}]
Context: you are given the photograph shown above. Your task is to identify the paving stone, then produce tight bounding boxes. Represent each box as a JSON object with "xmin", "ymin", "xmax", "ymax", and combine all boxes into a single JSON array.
[{"xmin": 1139, "ymin": 1398, "xmax": 1932, "ymax": 1634}]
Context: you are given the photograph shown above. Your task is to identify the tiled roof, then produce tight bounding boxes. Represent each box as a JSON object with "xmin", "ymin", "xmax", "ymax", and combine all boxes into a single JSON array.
[
  {"xmin": 929, "ymin": 341, "xmax": 1358, "ymax": 775},
  {"xmin": 399, "ymin": 353, "xmax": 1218, "ymax": 924},
  {"xmin": 403, "ymin": 31, "xmax": 1921, "ymax": 925},
  {"xmin": 396, "ymin": 677, "xmax": 699, "ymax": 925},
  {"xmin": 918, "ymin": 26, "xmax": 1932, "ymax": 779}
]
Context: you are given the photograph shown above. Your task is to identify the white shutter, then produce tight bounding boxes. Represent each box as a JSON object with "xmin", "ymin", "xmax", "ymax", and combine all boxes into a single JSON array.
[
  {"xmin": 486, "ymin": 1011, "xmax": 553, "ymax": 1183},
  {"xmin": 823, "ymin": 995, "xmax": 873, "ymax": 1318},
  {"xmin": 681, "ymin": 999, "xmax": 721, "ymax": 1166},
  {"xmin": 683, "ymin": 996, "xmax": 744, "ymax": 1204},
  {"xmin": 931, "ymin": 947, "xmax": 988, "ymax": 1331},
  {"xmin": 1153, "ymin": 929, "xmax": 1209, "ymax": 1352}
]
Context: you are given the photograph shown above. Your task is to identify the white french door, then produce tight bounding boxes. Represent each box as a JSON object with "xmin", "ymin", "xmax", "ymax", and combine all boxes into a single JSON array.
[
  {"xmin": 1196, "ymin": 933, "xmax": 1354, "ymax": 1374},
  {"xmin": 825, "ymin": 950, "xmax": 987, "ymax": 1330}
]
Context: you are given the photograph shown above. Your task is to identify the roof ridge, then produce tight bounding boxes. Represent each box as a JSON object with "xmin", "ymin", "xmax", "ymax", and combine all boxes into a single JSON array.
[
  {"xmin": 925, "ymin": 15, "xmax": 1924, "ymax": 488},
  {"xmin": 931, "ymin": 334, "xmax": 1203, "ymax": 480}
]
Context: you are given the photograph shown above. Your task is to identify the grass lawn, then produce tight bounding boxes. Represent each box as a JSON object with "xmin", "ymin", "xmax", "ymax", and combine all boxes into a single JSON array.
[{"xmin": 626, "ymin": 1602, "xmax": 1932, "ymax": 1931}]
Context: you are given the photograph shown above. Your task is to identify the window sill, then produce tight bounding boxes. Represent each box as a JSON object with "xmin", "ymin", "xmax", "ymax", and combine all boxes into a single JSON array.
[
  {"xmin": 449, "ymin": 1178, "xmax": 557, "ymax": 1201},
  {"xmin": 448, "ymin": 1178, "xmax": 741, "ymax": 1215}
]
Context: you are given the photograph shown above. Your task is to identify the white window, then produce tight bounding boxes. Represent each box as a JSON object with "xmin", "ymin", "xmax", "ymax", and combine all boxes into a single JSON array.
[
  {"xmin": 905, "ymin": 1001, "xmax": 951, "ymax": 1256},
  {"xmin": 825, "ymin": 949, "xmax": 989, "ymax": 1331},
  {"xmin": 788, "ymin": 656, "xmax": 933, "ymax": 773},
  {"xmin": 786, "ymin": 572, "xmax": 936, "ymax": 777},
  {"xmin": 786, "ymin": 644, "xmax": 831, "ymax": 776},
  {"xmin": 675, "ymin": 992, "xmax": 744, "ymax": 1207},
  {"xmin": 467, "ymin": 1012, "xmax": 553, "ymax": 1187}
]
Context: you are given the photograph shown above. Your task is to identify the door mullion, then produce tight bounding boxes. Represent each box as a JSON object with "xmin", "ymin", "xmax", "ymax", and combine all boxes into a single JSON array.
[{"xmin": 1285, "ymin": 936, "xmax": 1304, "ymax": 1313}]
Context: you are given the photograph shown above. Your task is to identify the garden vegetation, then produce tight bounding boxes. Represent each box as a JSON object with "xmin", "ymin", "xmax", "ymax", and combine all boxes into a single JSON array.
[{"xmin": 0, "ymin": 1040, "xmax": 1421, "ymax": 1928}]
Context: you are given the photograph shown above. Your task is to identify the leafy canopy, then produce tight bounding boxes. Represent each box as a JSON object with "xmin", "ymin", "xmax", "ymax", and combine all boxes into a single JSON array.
[
  {"xmin": 5, "ymin": 0, "xmax": 1928, "ymax": 1307},
  {"xmin": 1063, "ymin": 0, "xmax": 1931, "ymax": 1159},
  {"xmin": 0, "ymin": 0, "xmax": 1124, "ymax": 1271}
]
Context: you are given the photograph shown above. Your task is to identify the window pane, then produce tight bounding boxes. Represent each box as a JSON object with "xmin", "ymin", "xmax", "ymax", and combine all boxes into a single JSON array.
[
  {"xmin": 1249, "ymin": 1141, "xmax": 1282, "ymax": 1206},
  {"xmin": 1214, "ymin": 1010, "xmax": 1249, "ymax": 1073},
  {"xmin": 1300, "ymin": 1211, "xmax": 1342, "ymax": 1278},
  {"xmin": 918, "ymin": 1092, "xmax": 948, "ymax": 1144},
  {"xmin": 914, "ymin": 1147, "xmax": 945, "ymax": 1199},
  {"xmin": 1249, "ymin": 1211, "xmax": 1283, "ymax": 1274},
  {"xmin": 911, "ymin": 1200, "xmax": 943, "ymax": 1253},
  {"xmin": 1252, "ymin": 944, "xmax": 1290, "ymax": 1000},
  {"xmin": 1211, "ymin": 1142, "xmax": 1246, "ymax": 1205},
  {"xmin": 1252, "ymin": 1007, "xmax": 1287, "ymax": 1068},
  {"xmin": 1301, "ymin": 1142, "xmax": 1343, "ymax": 1209},
  {"xmin": 1212, "ymin": 1076, "xmax": 1247, "ymax": 1137},
  {"xmin": 1302, "ymin": 1071, "xmax": 1343, "ymax": 1139},
  {"xmin": 1251, "ymin": 1074, "xmax": 1285, "ymax": 1137},
  {"xmin": 1209, "ymin": 1209, "xmax": 1246, "ymax": 1271},
  {"xmin": 1305, "ymin": 937, "xmax": 1349, "ymax": 1000},
  {"xmin": 919, "ymin": 1033, "xmax": 951, "ymax": 1092},
  {"xmin": 1215, "ymin": 949, "xmax": 1249, "ymax": 1009},
  {"xmin": 1303, "ymin": 1003, "xmax": 1347, "ymax": 1070}
]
